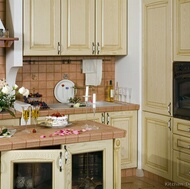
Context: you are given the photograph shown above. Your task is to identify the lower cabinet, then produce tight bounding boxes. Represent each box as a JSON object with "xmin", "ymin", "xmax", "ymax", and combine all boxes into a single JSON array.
[
  {"xmin": 142, "ymin": 111, "xmax": 172, "ymax": 180},
  {"xmin": 68, "ymin": 112, "xmax": 103, "ymax": 123},
  {"xmin": 69, "ymin": 110, "xmax": 138, "ymax": 169},
  {"xmin": 1, "ymin": 140, "xmax": 117, "ymax": 189},
  {"xmin": 104, "ymin": 111, "xmax": 138, "ymax": 169},
  {"xmin": 173, "ymin": 118, "xmax": 190, "ymax": 187},
  {"xmin": 0, "ymin": 118, "xmax": 20, "ymax": 126}
]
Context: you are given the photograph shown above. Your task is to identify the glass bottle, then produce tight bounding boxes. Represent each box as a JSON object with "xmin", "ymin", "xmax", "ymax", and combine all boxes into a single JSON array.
[
  {"xmin": 106, "ymin": 81, "xmax": 110, "ymax": 102},
  {"xmin": 114, "ymin": 82, "xmax": 119, "ymax": 101},
  {"xmin": 109, "ymin": 80, "xmax": 114, "ymax": 102}
]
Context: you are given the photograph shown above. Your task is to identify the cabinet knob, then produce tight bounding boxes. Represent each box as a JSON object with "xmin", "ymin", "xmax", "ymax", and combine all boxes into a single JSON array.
[{"xmin": 188, "ymin": 128, "xmax": 190, "ymax": 132}]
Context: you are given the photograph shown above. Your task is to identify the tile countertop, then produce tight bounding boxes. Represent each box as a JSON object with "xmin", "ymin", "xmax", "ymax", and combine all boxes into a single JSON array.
[
  {"xmin": 0, "ymin": 102, "xmax": 139, "ymax": 120},
  {"xmin": 0, "ymin": 120, "xmax": 126, "ymax": 151}
]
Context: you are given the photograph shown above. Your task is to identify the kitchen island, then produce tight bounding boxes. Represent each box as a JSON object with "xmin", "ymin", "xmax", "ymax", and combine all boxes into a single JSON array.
[{"xmin": 0, "ymin": 120, "xmax": 125, "ymax": 189}]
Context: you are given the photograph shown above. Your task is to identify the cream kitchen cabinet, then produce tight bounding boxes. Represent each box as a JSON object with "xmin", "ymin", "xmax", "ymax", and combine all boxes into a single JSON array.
[
  {"xmin": 174, "ymin": 0, "xmax": 190, "ymax": 61},
  {"xmin": 68, "ymin": 112, "xmax": 103, "ymax": 123},
  {"xmin": 23, "ymin": 0, "xmax": 61, "ymax": 56},
  {"xmin": 0, "ymin": 118, "xmax": 20, "ymax": 126},
  {"xmin": 1, "ymin": 140, "xmax": 116, "ymax": 189},
  {"xmin": 173, "ymin": 118, "xmax": 190, "ymax": 186},
  {"xmin": 142, "ymin": 112, "xmax": 173, "ymax": 180},
  {"xmin": 142, "ymin": 0, "xmax": 173, "ymax": 116},
  {"xmin": 104, "ymin": 111, "xmax": 138, "ymax": 169},
  {"xmin": 69, "ymin": 110, "xmax": 137, "ymax": 169},
  {"xmin": 23, "ymin": 0, "xmax": 127, "ymax": 56}
]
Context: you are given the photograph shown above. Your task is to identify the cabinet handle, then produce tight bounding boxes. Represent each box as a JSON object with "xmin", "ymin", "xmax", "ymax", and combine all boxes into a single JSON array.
[
  {"xmin": 107, "ymin": 113, "xmax": 110, "ymax": 125},
  {"xmin": 101, "ymin": 113, "xmax": 105, "ymax": 123},
  {"xmin": 168, "ymin": 118, "xmax": 171, "ymax": 131},
  {"xmin": 59, "ymin": 152, "xmax": 63, "ymax": 172},
  {"xmin": 57, "ymin": 42, "xmax": 61, "ymax": 55},
  {"xmin": 64, "ymin": 145, "xmax": 68, "ymax": 164},
  {"xmin": 167, "ymin": 102, "xmax": 171, "ymax": 115},
  {"xmin": 97, "ymin": 42, "xmax": 100, "ymax": 54},
  {"xmin": 188, "ymin": 145, "xmax": 190, "ymax": 149},
  {"xmin": 92, "ymin": 42, "xmax": 95, "ymax": 54},
  {"xmin": 188, "ymin": 128, "xmax": 190, "ymax": 132}
]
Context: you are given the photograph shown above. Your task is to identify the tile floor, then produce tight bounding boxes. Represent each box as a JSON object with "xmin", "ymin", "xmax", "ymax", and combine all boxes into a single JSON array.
[{"xmin": 121, "ymin": 176, "xmax": 188, "ymax": 189}]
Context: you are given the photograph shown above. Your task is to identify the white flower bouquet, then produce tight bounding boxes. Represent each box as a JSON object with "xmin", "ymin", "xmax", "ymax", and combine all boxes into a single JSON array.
[{"xmin": 0, "ymin": 78, "xmax": 29, "ymax": 116}]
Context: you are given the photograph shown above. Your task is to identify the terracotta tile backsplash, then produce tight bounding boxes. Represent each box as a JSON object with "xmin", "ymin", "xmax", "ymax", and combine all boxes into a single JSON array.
[{"xmin": 14, "ymin": 56, "xmax": 115, "ymax": 104}]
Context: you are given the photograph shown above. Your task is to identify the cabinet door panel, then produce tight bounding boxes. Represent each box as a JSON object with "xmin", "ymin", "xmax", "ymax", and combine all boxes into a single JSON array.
[
  {"xmin": 142, "ymin": 0, "xmax": 172, "ymax": 115},
  {"xmin": 61, "ymin": 0, "xmax": 95, "ymax": 55},
  {"xmin": 106, "ymin": 111, "xmax": 137, "ymax": 169},
  {"xmin": 23, "ymin": 0, "xmax": 60, "ymax": 55},
  {"xmin": 142, "ymin": 112, "xmax": 172, "ymax": 180},
  {"xmin": 174, "ymin": 0, "xmax": 190, "ymax": 61},
  {"xmin": 96, "ymin": 0, "xmax": 127, "ymax": 55},
  {"xmin": 69, "ymin": 113, "xmax": 102, "ymax": 123},
  {"xmin": 173, "ymin": 150, "xmax": 190, "ymax": 186}
]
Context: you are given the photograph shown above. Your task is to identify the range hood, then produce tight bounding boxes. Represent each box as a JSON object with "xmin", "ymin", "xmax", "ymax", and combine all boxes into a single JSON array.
[{"xmin": 6, "ymin": 0, "xmax": 23, "ymax": 87}]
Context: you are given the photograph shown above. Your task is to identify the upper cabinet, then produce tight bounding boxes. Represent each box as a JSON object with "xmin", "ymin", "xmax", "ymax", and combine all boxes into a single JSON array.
[
  {"xmin": 142, "ymin": 0, "xmax": 173, "ymax": 116},
  {"xmin": 23, "ymin": 0, "xmax": 127, "ymax": 56},
  {"xmin": 23, "ymin": 0, "xmax": 61, "ymax": 56},
  {"xmin": 174, "ymin": 0, "xmax": 190, "ymax": 61}
]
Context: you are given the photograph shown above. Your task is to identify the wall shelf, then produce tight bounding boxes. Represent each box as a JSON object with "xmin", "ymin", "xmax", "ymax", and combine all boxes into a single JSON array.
[{"xmin": 0, "ymin": 37, "xmax": 19, "ymax": 47}]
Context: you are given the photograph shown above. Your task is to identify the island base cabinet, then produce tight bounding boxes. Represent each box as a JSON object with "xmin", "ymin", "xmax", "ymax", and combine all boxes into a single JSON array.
[
  {"xmin": 1, "ymin": 150, "xmax": 64, "ymax": 189},
  {"xmin": 173, "ymin": 150, "xmax": 190, "ymax": 188},
  {"xmin": 1, "ymin": 140, "xmax": 119, "ymax": 189}
]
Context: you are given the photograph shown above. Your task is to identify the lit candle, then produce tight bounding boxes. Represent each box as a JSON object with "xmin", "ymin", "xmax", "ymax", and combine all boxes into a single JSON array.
[
  {"xmin": 85, "ymin": 86, "xmax": 89, "ymax": 102},
  {"xmin": 92, "ymin": 93, "xmax": 96, "ymax": 108}
]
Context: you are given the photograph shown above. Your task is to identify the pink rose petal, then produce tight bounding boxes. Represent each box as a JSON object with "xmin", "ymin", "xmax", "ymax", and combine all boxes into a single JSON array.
[{"xmin": 40, "ymin": 135, "xmax": 46, "ymax": 138}]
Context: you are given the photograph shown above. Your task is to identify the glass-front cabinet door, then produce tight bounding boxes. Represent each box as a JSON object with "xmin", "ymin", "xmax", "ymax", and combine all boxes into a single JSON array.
[
  {"xmin": 1, "ymin": 140, "xmax": 114, "ymax": 189},
  {"xmin": 1, "ymin": 149, "xmax": 64, "ymax": 189}
]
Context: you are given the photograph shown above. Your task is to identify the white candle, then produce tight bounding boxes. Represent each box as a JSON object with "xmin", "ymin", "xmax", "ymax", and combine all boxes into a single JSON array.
[
  {"xmin": 85, "ymin": 86, "xmax": 89, "ymax": 101},
  {"xmin": 92, "ymin": 93, "xmax": 96, "ymax": 108}
]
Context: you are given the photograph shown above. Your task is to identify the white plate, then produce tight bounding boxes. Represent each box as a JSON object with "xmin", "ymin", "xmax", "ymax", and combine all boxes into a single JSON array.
[
  {"xmin": 54, "ymin": 80, "xmax": 75, "ymax": 103},
  {"xmin": 0, "ymin": 129, "xmax": 17, "ymax": 138},
  {"xmin": 39, "ymin": 122, "xmax": 72, "ymax": 128}
]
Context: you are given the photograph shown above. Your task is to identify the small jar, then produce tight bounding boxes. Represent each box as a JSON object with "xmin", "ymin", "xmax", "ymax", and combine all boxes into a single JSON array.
[
  {"xmin": 0, "ymin": 29, "xmax": 3, "ymax": 37},
  {"xmin": 4, "ymin": 29, "xmax": 9, "ymax": 38}
]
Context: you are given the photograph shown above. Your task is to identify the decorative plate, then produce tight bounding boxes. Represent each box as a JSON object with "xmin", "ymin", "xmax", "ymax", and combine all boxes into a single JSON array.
[{"xmin": 54, "ymin": 80, "xmax": 75, "ymax": 103}]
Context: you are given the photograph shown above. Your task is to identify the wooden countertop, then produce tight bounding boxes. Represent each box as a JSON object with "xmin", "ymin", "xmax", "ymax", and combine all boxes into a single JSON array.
[
  {"xmin": 0, "ymin": 102, "xmax": 140, "ymax": 120},
  {"xmin": 0, "ymin": 120, "xmax": 126, "ymax": 151}
]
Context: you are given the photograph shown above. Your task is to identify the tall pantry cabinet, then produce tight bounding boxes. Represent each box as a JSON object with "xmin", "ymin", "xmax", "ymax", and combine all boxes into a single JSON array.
[
  {"xmin": 142, "ymin": 0, "xmax": 173, "ymax": 180},
  {"xmin": 23, "ymin": 0, "xmax": 127, "ymax": 56}
]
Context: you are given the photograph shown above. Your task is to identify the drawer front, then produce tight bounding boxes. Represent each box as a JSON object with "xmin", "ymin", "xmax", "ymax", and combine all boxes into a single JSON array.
[
  {"xmin": 173, "ymin": 134, "xmax": 190, "ymax": 154},
  {"xmin": 174, "ymin": 118, "xmax": 190, "ymax": 137},
  {"xmin": 173, "ymin": 150, "xmax": 190, "ymax": 188}
]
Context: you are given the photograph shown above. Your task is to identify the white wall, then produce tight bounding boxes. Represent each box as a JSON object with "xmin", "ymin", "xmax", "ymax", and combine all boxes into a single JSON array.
[{"xmin": 115, "ymin": 0, "xmax": 143, "ymax": 172}]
